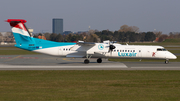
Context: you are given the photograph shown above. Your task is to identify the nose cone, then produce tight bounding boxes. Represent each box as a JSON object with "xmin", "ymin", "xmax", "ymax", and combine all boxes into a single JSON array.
[
  {"xmin": 166, "ymin": 52, "xmax": 177, "ymax": 59},
  {"xmin": 171, "ymin": 54, "xmax": 177, "ymax": 59}
]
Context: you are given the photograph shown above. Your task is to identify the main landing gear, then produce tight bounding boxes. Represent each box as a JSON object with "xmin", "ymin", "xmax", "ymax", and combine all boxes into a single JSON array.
[
  {"xmin": 84, "ymin": 59, "xmax": 90, "ymax": 64},
  {"xmin": 97, "ymin": 58, "xmax": 102, "ymax": 63},
  {"xmin": 83, "ymin": 56, "xmax": 102, "ymax": 64},
  {"xmin": 84, "ymin": 54, "xmax": 92, "ymax": 64}
]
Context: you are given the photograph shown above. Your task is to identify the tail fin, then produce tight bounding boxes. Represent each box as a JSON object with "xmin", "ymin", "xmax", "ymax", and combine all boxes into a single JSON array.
[{"xmin": 6, "ymin": 19, "xmax": 35, "ymax": 46}]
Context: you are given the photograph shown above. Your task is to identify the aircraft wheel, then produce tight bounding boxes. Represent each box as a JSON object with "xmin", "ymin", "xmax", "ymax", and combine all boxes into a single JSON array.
[
  {"xmin": 97, "ymin": 58, "xmax": 102, "ymax": 63},
  {"xmin": 165, "ymin": 60, "xmax": 169, "ymax": 64},
  {"xmin": 84, "ymin": 59, "xmax": 89, "ymax": 64}
]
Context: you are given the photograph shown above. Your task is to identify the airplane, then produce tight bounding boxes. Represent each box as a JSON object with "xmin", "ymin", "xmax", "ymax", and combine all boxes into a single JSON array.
[{"xmin": 6, "ymin": 19, "xmax": 177, "ymax": 64}]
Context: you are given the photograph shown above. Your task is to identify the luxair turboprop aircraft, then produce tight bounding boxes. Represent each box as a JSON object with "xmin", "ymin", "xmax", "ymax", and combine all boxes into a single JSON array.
[{"xmin": 6, "ymin": 19, "xmax": 177, "ymax": 64}]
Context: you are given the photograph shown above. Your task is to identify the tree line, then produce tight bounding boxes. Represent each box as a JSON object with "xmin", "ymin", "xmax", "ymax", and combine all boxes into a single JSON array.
[
  {"xmin": 33, "ymin": 24, "xmax": 180, "ymax": 43},
  {"xmin": 34, "ymin": 30, "xmax": 156, "ymax": 43}
]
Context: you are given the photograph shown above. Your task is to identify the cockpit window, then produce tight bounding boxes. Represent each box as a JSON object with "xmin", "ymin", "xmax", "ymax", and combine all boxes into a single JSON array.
[
  {"xmin": 157, "ymin": 48, "xmax": 167, "ymax": 51},
  {"xmin": 157, "ymin": 49, "xmax": 162, "ymax": 51},
  {"xmin": 162, "ymin": 49, "xmax": 167, "ymax": 51}
]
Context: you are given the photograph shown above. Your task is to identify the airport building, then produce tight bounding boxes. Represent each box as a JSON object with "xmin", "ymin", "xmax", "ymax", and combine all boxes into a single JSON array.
[
  {"xmin": 52, "ymin": 18, "xmax": 63, "ymax": 34},
  {"xmin": 63, "ymin": 31, "xmax": 73, "ymax": 35}
]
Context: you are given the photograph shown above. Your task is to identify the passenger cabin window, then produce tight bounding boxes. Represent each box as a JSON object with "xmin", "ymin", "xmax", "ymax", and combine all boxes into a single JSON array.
[{"xmin": 157, "ymin": 48, "xmax": 167, "ymax": 51}]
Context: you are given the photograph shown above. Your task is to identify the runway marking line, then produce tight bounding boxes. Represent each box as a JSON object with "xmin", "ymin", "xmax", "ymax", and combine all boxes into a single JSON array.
[
  {"xmin": 19, "ymin": 57, "xmax": 38, "ymax": 59},
  {"xmin": 0, "ymin": 57, "xmax": 12, "ymax": 59},
  {"xmin": 0, "ymin": 56, "xmax": 38, "ymax": 60},
  {"xmin": 4, "ymin": 55, "xmax": 22, "ymax": 62},
  {"xmin": 63, "ymin": 58, "xmax": 72, "ymax": 61}
]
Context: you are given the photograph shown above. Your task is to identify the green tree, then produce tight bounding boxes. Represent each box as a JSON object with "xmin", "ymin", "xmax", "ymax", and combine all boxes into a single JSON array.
[
  {"xmin": 50, "ymin": 33, "xmax": 57, "ymax": 41},
  {"xmin": 145, "ymin": 32, "xmax": 156, "ymax": 41},
  {"xmin": 65, "ymin": 34, "xmax": 72, "ymax": 42},
  {"xmin": 44, "ymin": 33, "xmax": 51, "ymax": 40},
  {"xmin": 86, "ymin": 33, "xmax": 99, "ymax": 42},
  {"xmin": 55, "ymin": 34, "xmax": 63, "ymax": 42},
  {"xmin": 112, "ymin": 31, "xmax": 120, "ymax": 41},
  {"xmin": 128, "ymin": 32, "xmax": 137, "ymax": 42}
]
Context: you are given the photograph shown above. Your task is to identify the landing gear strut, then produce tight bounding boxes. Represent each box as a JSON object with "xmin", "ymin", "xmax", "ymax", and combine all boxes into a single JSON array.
[
  {"xmin": 84, "ymin": 54, "xmax": 92, "ymax": 64},
  {"xmin": 165, "ymin": 59, "xmax": 169, "ymax": 64},
  {"xmin": 97, "ymin": 58, "xmax": 102, "ymax": 63}
]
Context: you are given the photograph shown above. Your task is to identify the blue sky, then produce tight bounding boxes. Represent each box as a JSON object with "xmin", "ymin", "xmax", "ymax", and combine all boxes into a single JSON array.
[{"xmin": 1, "ymin": 0, "xmax": 180, "ymax": 34}]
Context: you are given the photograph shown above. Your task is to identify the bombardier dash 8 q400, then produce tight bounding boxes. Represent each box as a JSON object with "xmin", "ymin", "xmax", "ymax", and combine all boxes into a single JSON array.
[{"xmin": 6, "ymin": 19, "xmax": 177, "ymax": 64}]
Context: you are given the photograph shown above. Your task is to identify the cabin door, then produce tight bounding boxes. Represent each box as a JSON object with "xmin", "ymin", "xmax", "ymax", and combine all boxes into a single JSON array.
[
  {"xmin": 59, "ymin": 47, "xmax": 63, "ymax": 55},
  {"xmin": 138, "ymin": 49, "xmax": 142, "ymax": 57}
]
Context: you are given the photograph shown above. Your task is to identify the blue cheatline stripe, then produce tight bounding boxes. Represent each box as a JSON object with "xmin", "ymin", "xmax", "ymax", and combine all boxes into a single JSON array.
[{"xmin": 13, "ymin": 32, "xmax": 76, "ymax": 51}]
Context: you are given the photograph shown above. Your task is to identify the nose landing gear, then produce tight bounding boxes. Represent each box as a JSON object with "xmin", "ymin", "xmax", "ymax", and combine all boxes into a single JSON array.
[{"xmin": 165, "ymin": 59, "xmax": 169, "ymax": 64}]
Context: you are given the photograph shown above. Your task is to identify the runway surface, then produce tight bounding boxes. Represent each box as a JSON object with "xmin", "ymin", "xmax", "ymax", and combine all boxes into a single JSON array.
[{"xmin": 0, "ymin": 54, "xmax": 180, "ymax": 70}]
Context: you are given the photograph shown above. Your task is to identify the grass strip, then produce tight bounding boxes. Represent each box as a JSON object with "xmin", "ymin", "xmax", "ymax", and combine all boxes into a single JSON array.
[{"xmin": 0, "ymin": 70, "xmax": 180, "ymax": 101}]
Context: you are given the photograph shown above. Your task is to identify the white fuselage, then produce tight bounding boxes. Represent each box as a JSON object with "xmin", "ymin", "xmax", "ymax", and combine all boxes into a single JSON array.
[{"xmin": 33, "ymin": 43, "xmax": 177, "ymax": 60}]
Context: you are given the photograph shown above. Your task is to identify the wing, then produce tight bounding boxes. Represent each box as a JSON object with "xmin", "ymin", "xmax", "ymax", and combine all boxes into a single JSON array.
[
  {"xmin": 66, "ymin": 51, "xmax": 86, "ymax": 58},
  {"xmin": 70, "ymin": 41, "xmax": 109, "ymax": 55}
]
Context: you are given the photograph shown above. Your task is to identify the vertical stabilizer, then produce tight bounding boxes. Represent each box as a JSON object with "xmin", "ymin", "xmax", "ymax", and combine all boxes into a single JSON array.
[{"xmin": 6, "ymin": 19, "xmax": 35, "ymax": 46}]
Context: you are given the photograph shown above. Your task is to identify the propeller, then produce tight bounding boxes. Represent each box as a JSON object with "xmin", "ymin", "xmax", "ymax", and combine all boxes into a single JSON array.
[
  {"xmin": 108, "ymin": 41, "xmax": 116, "ymax": 55},
  {"xmin": 104, "ymin": 40, "xmax": 116, "ymax": 55}
]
